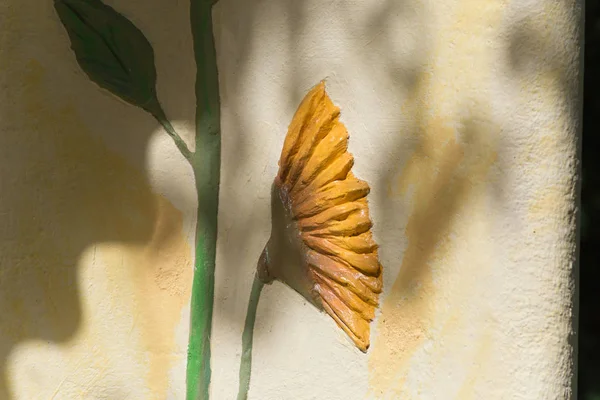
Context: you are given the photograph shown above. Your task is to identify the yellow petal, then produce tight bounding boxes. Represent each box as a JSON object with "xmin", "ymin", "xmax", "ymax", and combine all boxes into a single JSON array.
[
  {"xmin": 297, "ymin": 201, "xmax": 364, "ymax": 231},
  {"xmin": 312, "ymin": 269, "xmax": 375, "ymax": 321},
  {"xmin": 306, "ymin": 250, "xmax": 378, "ymax": 306},
  {"xmin": 316, "ymin": 278, "xmax": 371, "ymax": 352},
  {"xmin": 303, "ymin": 234, "xmax": 380, "ymax": 276},
  {"xmin": 323, "ymin": 231, "xmax": 378, "ymax": 254},
  {"xmin": 294, "ymin": 179, "xmax": 370, "ymax": 219},
  {"xmin": 291, "ymin": 121, "xmax": 349, "ymax": 196},
  {"xmin": 286, "ymin": 93, "xmax": 340, "ymax": 191},
  {"xmin": 295, "ymin": 152, "xmax": 354, "ymax": 201},
  {"xmin": 278, "ymin": 82, "xmax": 326, "ymax": 186}
]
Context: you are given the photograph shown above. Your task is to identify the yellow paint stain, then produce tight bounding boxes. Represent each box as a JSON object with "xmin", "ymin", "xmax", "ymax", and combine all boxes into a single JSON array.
[
  {"xmin": 99, "ymin": 198, "xmax": 192, "ymax": 398},
  {"xmin": 369, "ymin": 113, "xmax": 496, "ymax": 396},
  {"xmin": 369, "ymin": 0, "xmax": 503, "ymax": 397},
  {"xmin": 0, "ymin": 59, "xmax": 190, "ymax": 399}
]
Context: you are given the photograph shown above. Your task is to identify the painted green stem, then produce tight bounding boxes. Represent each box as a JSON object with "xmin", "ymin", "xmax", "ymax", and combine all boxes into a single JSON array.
[
  {"xmin": 153, "ymin": 110, "xmax": 193, "ymax": 160},
  {"xmin": 56, "ymin": 0, "xmax": 221, "ymax": 396},
  {"xmin": 186, "ymin": 1, "xmax": 221, "ymax": 399},
  {"xmin": 237, "ymin": 273, "xmax": 265, "ymax": 400}
]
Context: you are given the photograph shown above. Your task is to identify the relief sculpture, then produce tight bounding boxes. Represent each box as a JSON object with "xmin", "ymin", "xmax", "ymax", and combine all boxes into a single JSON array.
[
  {"xmin": 238, "ymin": 82, "xmax": 382, "ymax": 399},
  {"xmin": 54, "ymin": 1, "xmax": 380, "ymax": 399}
]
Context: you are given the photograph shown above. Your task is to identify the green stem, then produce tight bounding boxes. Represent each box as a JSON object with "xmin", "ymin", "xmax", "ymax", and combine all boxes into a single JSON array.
[
  {"xmin": 186, "ymin": 1, "xmax": 221, "ymax": 399},
  {"xmin": 237, "ymin": 273, "xmax": 265, "ymax": 400},
  {"xmin": 153, "ymin": 112, "xmax": 193, "ymax": 160}
]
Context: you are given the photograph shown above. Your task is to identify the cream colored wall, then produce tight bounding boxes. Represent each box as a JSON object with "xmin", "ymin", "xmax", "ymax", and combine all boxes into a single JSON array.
[
  {"xmin": 0, "ymin": 1, "xmax": 197, "ymax": 398},
  {"xmin": 213, "ymin": 0, "xmax": 581, "ymax": 399},
  {"xmin": 0, "ymin": 0, "xmax": 581, "ymax": 400}
]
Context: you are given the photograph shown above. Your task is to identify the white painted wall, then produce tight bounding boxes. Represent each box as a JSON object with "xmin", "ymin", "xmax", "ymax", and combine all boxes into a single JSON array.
[{"xmin": 0, "ymin": 0, "xmax": 581, "ymax": 399}]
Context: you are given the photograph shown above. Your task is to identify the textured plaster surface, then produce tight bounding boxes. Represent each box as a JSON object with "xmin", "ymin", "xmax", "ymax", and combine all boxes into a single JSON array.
[
  {"xmin": 0, "ymin": 0, "xmax": 197, "ymax": 398},
  {"xmin": 0, "ymin": 0, "xmax": 581, "ymax": 399},
  {"xmin": 213, "ymin": 0, "xmax": 581, "ymax": 399}
]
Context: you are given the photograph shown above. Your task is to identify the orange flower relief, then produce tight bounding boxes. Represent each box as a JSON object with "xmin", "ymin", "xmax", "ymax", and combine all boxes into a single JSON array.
[{"xmin": 258, "ymin": 81, "xmax": 383, "ymax": 351}]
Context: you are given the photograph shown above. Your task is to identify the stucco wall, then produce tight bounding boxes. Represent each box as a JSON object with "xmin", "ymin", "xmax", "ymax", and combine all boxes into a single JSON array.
[
  {"xmin": 0, "ymin": 1, "xmax": 197, "ymax": 398},
  {"xmin": 0, "ymin": 0, "xmax": 581, "ymax": 399}
]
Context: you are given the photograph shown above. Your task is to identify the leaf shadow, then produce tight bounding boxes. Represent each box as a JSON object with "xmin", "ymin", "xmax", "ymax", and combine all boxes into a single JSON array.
[{"xmin": 0, "ymin": 0, "xmax": 196, "ymax": 398}]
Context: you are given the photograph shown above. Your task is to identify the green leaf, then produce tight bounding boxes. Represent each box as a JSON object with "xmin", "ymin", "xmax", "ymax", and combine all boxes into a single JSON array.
[{"xmin": 54, "ymin": 0, "xmax": 161, "ymax": 114}]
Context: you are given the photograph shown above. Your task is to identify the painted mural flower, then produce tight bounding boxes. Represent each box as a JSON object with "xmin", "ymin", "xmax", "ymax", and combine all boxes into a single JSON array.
[{"xmin": 258, "ymin": 81, "xmax": 383, "ymax": 351}]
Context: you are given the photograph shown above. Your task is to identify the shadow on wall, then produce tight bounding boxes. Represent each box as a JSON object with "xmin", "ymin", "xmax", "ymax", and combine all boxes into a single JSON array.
[
  {"xmin": 212, "ymin": 0, "xmax": 434, "ymax": 334},
  {"xmin": 0, "ymin": 0, "xmax": 579, "ymax": 398},
  {"xmin": 368, "ymin": 0, "xmax": 579, "ymax": 396},
  {"xmin": 0, "ymin": 0, "xmax": 196, "ymax": 398},
  {"xmin": 215, "ymin": 4, "xmax": 503, "ymax": 396},
  {"xmin": 0, "ymin": 0, "xmax": 524, "ymax": 399},
  {"xmin": 370, "ymin": 78, "xmax": 509, "ymax": 395},
  {"xmin": 0, "ymin": 60, "xmax": 153, "ymax": 398},
  {"xmin": 504, "ymin": 1, "xmax": 582, "ymax": 395}
]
